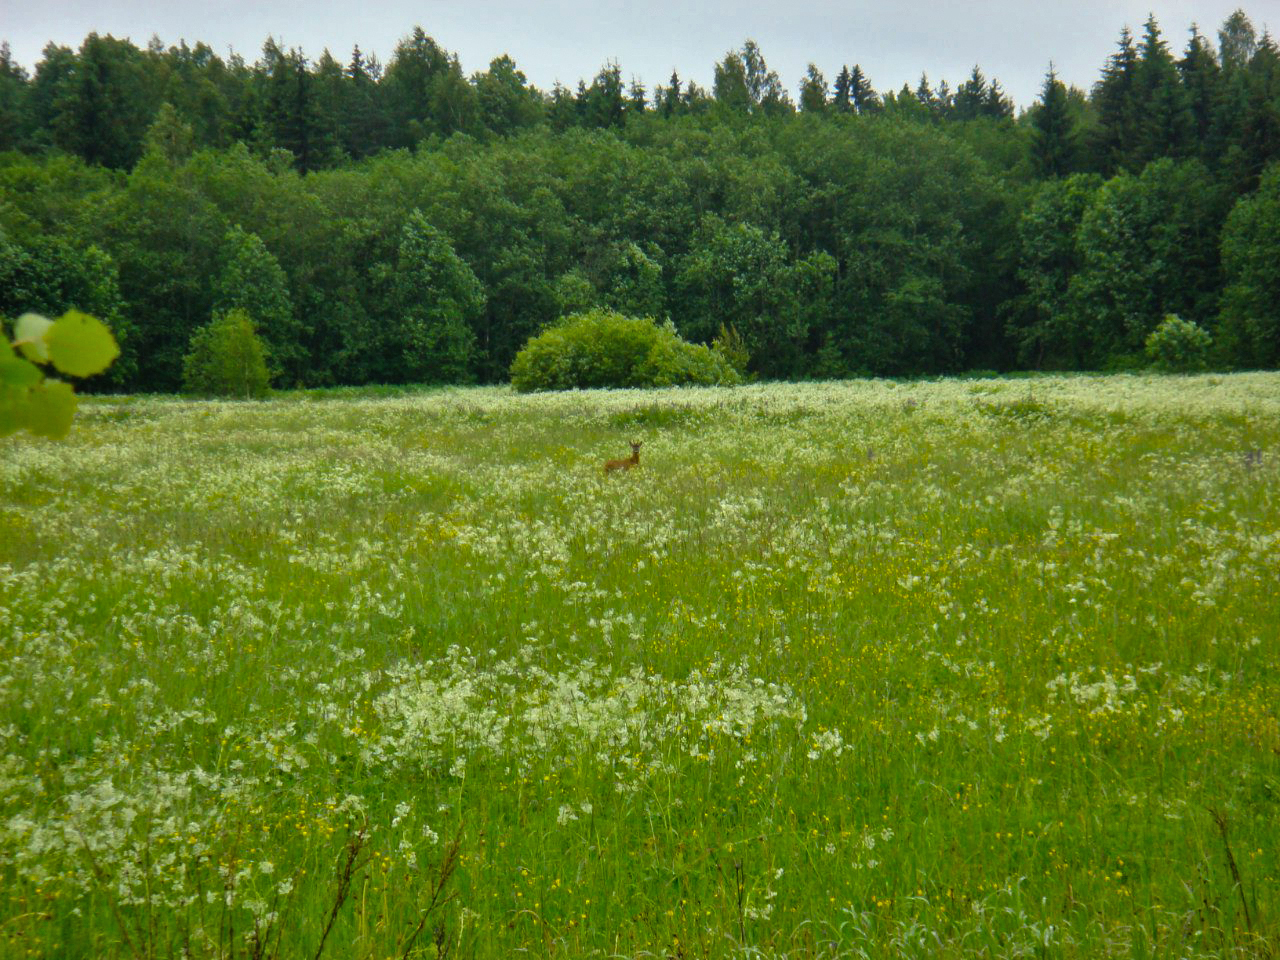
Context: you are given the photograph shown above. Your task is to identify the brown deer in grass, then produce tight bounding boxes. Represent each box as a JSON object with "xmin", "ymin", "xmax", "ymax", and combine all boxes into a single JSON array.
[{"xmin": 604, "ymin": 440, "xmax": 643, "ymax": 473}]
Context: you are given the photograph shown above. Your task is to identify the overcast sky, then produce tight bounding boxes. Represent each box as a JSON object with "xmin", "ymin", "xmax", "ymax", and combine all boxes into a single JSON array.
[{"xmin": 2, "ymin": 1, "xmax": 1273, "ymax": 109}]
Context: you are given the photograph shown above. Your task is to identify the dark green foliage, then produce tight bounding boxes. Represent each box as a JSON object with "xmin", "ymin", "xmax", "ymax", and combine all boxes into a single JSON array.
[
  {"xmin": 850, "ymin": 66, "xmax": 878, "ymax": 114},
  {"xmin": 1008, "ymin": 174, "xmax": 1103, "ymax": 367},
  {"xmin": 676, "ymin": 218, "xmax": 836, "ymax": 379},
  {"xmin": 92, "ymin": 163, "xmax": 227, "ymax": 391},
  {"xmin": 342, "ymin": 47, "xmax": 389, "ymax": 159},
  {"xmin": 212, "ymin": 226, "xmax": 301, "ymax": 383},
  {"xmin": 832, "ymin": 66, "xmax": 852, "ymax": 114},
  {"xmin": 0, "ymin": 43, "xmax": 29, "ymax": 152},
  {"xmin": 1031, "ymin": 67, "xmax": 1079, "ymax": 178},
  {"xmin": 953, "ymin": 67, "xmax": 990, "ymax": 121},
  {"xmin": 24, "ymin": 44, "xmax": 72, "ymax": 148},
  {"xmin": 386, "ymin": 211, "xmax": 485, "ymax": 384},
  {"xmin": 596, "ymin": 242, "xmax": 664, "ymax": 319},
  {"xmin": 1091, "ymin": 27, "xmax": 1140, "ymax": 174},
  {"xmin": 799, "ymin": 65, "xmax": 827, "ymax": 114},
  {"xmin": 509, "ymin": 308, "xmax": 739, "ymax": 391},
  {"xmin": 382, "ymin": 28, "xmax": 475, "ymax": 144},
  {"xmin": 654, "ymin": 72, "xmax": 684, "ymax": 119},
  {"xmin": 182, "ymin": 307, "xmax": 270, "ymax": 397},
  {"xmin": 1179, "ymin": 27, "xmax": 1221, "ymax": 158},
  {"xmin": 548, "ymin": 82, "xmax": 579, "ymax": 131},
  {"xmin": 0, "ymin": 10, "xmax": 1267, "ymax": 192},
  {"xmin": 52, "ymin": 34, "xmax": 155, "ymax": 170},
  {"xmin": 1234, "ymin": 34, "xmax": 1280, "ymax": 188},
  {"xmin": 1133, "ymin": 15, "xmax": 1195, "ymax": 165},
  {"xmin": 2, "ymin": 6, "xmax": 1279, "ymax": 394},
  {"xmin": 1219, "ymin": 166, "xmax": 1280, "ymax": 367},
  {"xmin": 475, "ymin": 55, "xmax": 544, "ymax": 136},
  {"xmin": 627, "ymin": 79, "xmax": 647, "ymax": 118},
  {"xmin": 260, "ymin": 41, "xmax": 339, "ymax": 172},
  {"xmin": 713, "ymin": 42, "xmax": 790, "ymax": 116},
  {"xmin": 582, "ymin": 63, "xmax": 625, "ymax": 129},
  {"xmin": 0, "ymin": 229, "xmax": 136, "ymax": 387},
  {"xmin": 1067, "ymin": 159, "xmax": 1227, "ymax": 365}
]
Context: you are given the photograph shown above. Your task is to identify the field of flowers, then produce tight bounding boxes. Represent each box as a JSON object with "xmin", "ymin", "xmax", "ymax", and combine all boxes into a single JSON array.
[{"xmin": 2, "ymin": 374, "xmax": 1278, "ymax": 959}]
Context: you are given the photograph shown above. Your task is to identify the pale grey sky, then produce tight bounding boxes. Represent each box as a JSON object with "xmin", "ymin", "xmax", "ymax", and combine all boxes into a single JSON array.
[{"xmin": 2, "ymin": 1, "xmax": 1273, "ymax": 108}]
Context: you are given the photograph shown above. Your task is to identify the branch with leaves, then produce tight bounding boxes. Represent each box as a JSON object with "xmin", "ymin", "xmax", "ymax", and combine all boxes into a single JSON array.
[{"xmin": 1, "ymin": 310, "xmax": 119, "ymax": 438}]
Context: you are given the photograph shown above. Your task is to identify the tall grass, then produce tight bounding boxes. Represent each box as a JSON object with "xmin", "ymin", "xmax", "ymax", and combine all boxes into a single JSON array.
[{"xmin": 1, "ymin": 374, "xmax": 1277, "ymax": 958}]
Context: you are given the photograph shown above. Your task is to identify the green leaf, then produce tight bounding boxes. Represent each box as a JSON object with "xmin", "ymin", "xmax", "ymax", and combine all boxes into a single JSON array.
[
  {"xmin": 23, "ymin": 381, "xmax": 77, "ymax": 439},
  {"xmin": 0, "ymin": 356, "xmax": 42, "ymax": 388},
  {"xmin": 0, "ymin": 386, "xmax": 22, "ymax": 437},
  {"xmin": 14, "ymin": 313, "xmax": 52, "ymax": 364},
  {"xmin": 47, "ymin": 310, "xmax": 120, "ymax": 378}
]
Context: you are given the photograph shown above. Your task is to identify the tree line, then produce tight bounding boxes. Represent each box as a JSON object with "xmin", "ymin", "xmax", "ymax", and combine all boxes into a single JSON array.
[{"xmin": 1, "ymin": 9, "xmax": 1278, "ymax": 391}]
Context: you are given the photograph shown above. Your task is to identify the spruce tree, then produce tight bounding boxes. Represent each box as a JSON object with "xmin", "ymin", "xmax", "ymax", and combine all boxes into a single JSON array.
[
  {"xmin": 682, "ymin": 80, "xmax": 711, "ymax": 112},
  {"xmin": 584, "ymin": 62, "xmax": 625, "ymax": 128},
  {"xmin": 1134, "ymin": 15, "xmax": 1194, "ymax": 164},
  {"xmin": 344, "ymin": 45, "xmax": 390, "ymax": 158},
  {"xmin": 832, "ymin": 65, "xmax": 852, "ymax": 113},
  {"xmin": 1234, "ymin": 31, "xmax": 1280, "ymax": 189},
  {"xmin": 1031, "ymin": 66, "xmax": 1078, "ymax": 177},
  {"xmin": 382, "ymin": 28, "xmax": 470, "ymax": 145},
  {"xmin": 627, "ymin": 78, "xmax": 647, "ymax": 117},
  {"xmin": 667, "ymin": 71, "xmax": 683, "ymax": 115},
  {"xmin": 260, "ymin": 43, "xmax": 336, "ymax": 171},
  {"xmin": 915, "ymin": 73, "xmax": 936, "ymax": 111},
  {"xmin": 1179, "ymin": 25, "xmax": 1222, "ymax": 159},
  {"xmin": 547, "ymin": 82, "xmax": 578, "ymax": 131},
  {"xmin": 935, "ymin": 80, "xmax": 954, "ymax": 115},
  {"xmin": 953, "ymin": 66, "xmax": 988, "ymax": 120},
  {"xmin": 1090, "ymin": 26, "xmax": 1140, "ymax": 173},
  {"xmin": 983, "ymin": 79, "xmax": 1013, "ymax": 118},
  {"xmin": 849, "ymin": 65, "xmax": 878, "ymax": 113},
  {"xmin": 0, "ymin": 42, "xmax": 30, "ymax": 151},
  {"xmin": 657, "ymin": 71, "xmax": 683, "ymax": 117},
  {"xmin": 26, "ymin": 43, "xmax": 76, "ymax": 148},
  {"xmin": 52, "ymin": 33, "xmax": 153, "ymax": 169},
  {"xmin": 311, "ymin": 49, "xmax": 349, "ymax": 162}
]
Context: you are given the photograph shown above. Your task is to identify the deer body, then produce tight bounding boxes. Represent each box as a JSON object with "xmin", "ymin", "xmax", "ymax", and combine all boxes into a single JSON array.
[{"xmin": 604, "ymin": 441, "xmax": 643, "ymax": 473}]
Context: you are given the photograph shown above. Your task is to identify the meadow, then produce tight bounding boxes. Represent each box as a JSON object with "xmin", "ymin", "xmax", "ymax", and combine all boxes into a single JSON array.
[{"xmin": 1, "ymin": 374, "xmax": 1277, "ymax": 959}]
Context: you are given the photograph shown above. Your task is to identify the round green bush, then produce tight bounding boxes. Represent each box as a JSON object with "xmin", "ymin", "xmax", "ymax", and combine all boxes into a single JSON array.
[
  {"xmin": 1144, "ymin": 314, "xmax": 1213, "ymax": 373},
  {"xmin": 510, "ymin": 309, "xmax": 741, "ymax": 392},
  {"xmin": 182, "ymin": 309, "xmax": 271, "ymax": 398}
]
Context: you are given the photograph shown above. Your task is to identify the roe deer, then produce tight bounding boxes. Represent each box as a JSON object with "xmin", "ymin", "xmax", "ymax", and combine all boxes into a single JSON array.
[{"xmin": 605, "ymin": 440, "xmax": 643, "ymax": 473}]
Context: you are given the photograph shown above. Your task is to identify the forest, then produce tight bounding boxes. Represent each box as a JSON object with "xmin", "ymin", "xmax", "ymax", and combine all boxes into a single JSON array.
[{"xmin": 1, "ymin": 9, "xmax": 1279, "ymax": 391}]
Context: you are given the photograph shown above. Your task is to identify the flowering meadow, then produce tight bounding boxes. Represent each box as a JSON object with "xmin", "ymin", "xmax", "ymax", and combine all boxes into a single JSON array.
[{"xmin": 1, "ymin": 374, "xmax": 1278, "ymax": 959}]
